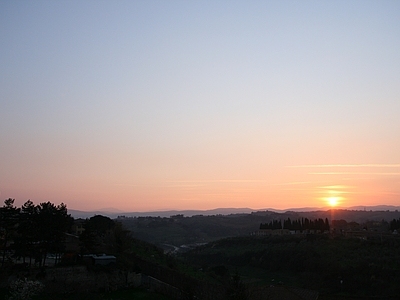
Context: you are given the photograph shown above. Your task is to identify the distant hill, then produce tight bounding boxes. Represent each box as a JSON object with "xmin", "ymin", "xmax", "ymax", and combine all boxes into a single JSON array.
[
  {"xmin": 347, "ymin": 205, "xmax": 400, "ymax": 211},
  {"xmin": 69, "ymin": 205, "xmax": 400, "ymax": 219},
  {"xmin": 68, "ymin": 207, "xmax": 256, "ymax": 219}
]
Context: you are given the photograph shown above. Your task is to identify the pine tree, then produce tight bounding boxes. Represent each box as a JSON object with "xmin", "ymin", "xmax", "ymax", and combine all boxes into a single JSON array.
[{"xmin": 0, "ymin": 199, "xmax": 20, "ymax": 267}]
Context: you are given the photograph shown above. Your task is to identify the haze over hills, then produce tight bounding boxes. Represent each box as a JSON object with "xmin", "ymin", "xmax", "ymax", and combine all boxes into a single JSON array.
[{"xmin": 69, "ymin": 205, "xmax": 400, "ymax": 219}]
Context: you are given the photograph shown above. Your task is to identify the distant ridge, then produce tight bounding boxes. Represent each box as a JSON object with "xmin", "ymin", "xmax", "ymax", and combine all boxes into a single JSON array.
[
  {"xmin": 69, "ymin": 205, "xmax": 400, "ymax": 219},
  {"xmin": 96, "ymin": 207, "xmax": 125, "ymax": 213},
  {"xmin": 266, "ymin": 207, "xmax": 322, "ymax": 213},
  {"xmin": 347, "ymin": 205, "xmax": 400, "ymax": 211},
  {"xmin": 69, "ymin": 207, "xmax": 255, "ymax": 219}
]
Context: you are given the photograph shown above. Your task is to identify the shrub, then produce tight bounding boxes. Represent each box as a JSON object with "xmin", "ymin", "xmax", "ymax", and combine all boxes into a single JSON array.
[{"xmin": 8, "ymin": 278, "xmax": 44, "ymax": 300}]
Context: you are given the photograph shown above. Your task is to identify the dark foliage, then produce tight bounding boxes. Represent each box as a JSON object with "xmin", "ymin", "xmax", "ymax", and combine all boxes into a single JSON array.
[
  {"xmin": 79, "ymin": 215, "xmax": 132, "ymax": 255},
  {"xmin": 260, "ymin": 217, "xmax": 330, "ymax": 232},
  {"xmin": 390, "ymin": 218, "xmax": 400, "ymax": 231},
  {"xmin": 183, "ymin": 235, "xmax": 400, "ymax": 297},
  {"xmin": 0, "ymin": 199, "xmax": 73, "ymax": 268}
]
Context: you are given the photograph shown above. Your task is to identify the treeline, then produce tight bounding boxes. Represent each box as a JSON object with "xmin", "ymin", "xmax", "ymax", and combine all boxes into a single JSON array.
[
  {"xmin": 0, "ymin": 198, "xmax": 134, "ymax": 269},
  {"xmin": 260, "ymin": 217, "xmax": 330, "ymax": 232},
  {"xmin": 390, "ymin": 218, "xmax": 400, "ymax": 231},
  {"xmin": 0, "ymin": 198, "xmax": 73, "ymax": 268},
  {"xmin": 79, "ymin": 214, "xmax": 132, "ymax": 255}
]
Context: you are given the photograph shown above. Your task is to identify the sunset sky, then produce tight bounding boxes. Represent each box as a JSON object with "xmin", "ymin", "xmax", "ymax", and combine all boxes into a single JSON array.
[{"xmin": 1, "ymin": 1, "xmax": 399, "ymax": 212}]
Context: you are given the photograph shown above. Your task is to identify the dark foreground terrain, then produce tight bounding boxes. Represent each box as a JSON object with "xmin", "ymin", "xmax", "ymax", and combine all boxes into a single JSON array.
[
  {"xmin": 181, "ymin": 234, "xmax": 400, "ymax": 299},
  {"xmin": 0, "ymin": 287, "xmax": 173, "ymax": 300},
  {"xmin": 117, "ymin": 209, "xmax": 400, "ymax": 249},
  {"xmin": 4, "ymin": 232, "xmax": 399, "ymax": 300},
  {"xmin": 2, "ymin": 203, "xmax": 400, "ymax": 299}
]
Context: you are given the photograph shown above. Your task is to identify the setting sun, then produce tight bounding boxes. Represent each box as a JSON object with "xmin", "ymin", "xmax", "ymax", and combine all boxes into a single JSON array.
[{"xmin": 327, "ymin": 196, "xmax": 340, "ymax": 207}]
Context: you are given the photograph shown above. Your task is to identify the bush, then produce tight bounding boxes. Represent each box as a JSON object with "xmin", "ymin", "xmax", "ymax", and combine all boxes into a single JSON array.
[{"xmin": 8, "ymin": 278, "xmax": 44, "ymax": 300}]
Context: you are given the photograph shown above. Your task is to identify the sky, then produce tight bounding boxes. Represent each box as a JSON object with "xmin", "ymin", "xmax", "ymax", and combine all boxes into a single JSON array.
[{"xmin": 1, "ymin": 1, "xmax": 400, "ymax": 212}]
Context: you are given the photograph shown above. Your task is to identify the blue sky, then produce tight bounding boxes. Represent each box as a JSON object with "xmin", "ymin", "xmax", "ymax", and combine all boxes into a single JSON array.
[{"xmin": 1, "ymin": 1, "xmax": 400, "ymax": 211}]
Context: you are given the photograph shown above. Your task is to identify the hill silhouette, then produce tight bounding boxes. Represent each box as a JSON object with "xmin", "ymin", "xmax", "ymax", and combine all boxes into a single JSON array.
[{"xmin": 69, "ymin": 205, "xmax": 400, "ymax": 219}]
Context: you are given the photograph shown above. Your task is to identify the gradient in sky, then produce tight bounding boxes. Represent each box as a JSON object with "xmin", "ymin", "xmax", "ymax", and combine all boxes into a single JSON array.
[{"xmin": 1, "ymin": 1, "xmax": 399, "ymax": 211}]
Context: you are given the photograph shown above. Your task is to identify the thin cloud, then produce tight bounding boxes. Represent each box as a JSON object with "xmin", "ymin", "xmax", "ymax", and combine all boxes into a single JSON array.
[
  {"xmin": 318, "ymin": 185, "xmax": 354, "ymax": 189},
  {"xmin": 309, "ymin": 172, "xmax": 400, "ymax": 175},
  {"xmin": 281, "ymin": 188, "xmax": 315, "ymax": 192},
  {"xmin": 166, "ymin": 179, "xmax": 267, "ymax": 183},
  {"xmin": 271, "ymin": 181, "xmax": 313, "ymax": 186},
  {"xmin": 287, "ymin": 164, "xmax": 400, "ymax": 168},
  {"xmin": 316, "ymin": 190, "xmax": 351, "ymax": 194},
  {"xmin": 166, "ymin": 184, "xmax": 205, "ymax": 188}
]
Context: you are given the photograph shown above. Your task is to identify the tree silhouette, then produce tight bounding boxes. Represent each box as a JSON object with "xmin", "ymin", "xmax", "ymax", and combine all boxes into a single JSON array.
[
  {"xmin": 261, "ymin": 217, "xmax": 330, "ymax": 232},
  {"xmin": 0, "ymin": 199, "xmax": 20, "ymax": 267},
  {"xmin": 0, "ymin": 199, "xmax": 73, "ymax": 268},
  {"xmin": 80, "ymin": 215, "xmax": 115, "ymax": 254},
  {"xmin": 80, "ymin": 215, "xmax": 133, "ymax": 255},
  {"xmin": 14, "ymin": 200, "xmax": 38, "ymax": 266},
  {"xmin": 390, "ymin": 218, "xmax": 400, "ymax": 231},
  {"xmin": 35, "ymin": 202, "xmax": 73, "ymax": 266}
]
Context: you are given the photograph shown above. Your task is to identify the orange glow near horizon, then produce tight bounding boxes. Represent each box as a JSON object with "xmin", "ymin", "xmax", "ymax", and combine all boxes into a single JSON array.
[
  {"xmin": 318, "ymin": 186, "xmax": 347, "ymax": 208},
  {"xmin": 3, "ymin": 167, "xmax": 400, "ymax": 212},
  {"xmin": 326, "ymin": 196, "xmax": 341, "ymax": 207}
]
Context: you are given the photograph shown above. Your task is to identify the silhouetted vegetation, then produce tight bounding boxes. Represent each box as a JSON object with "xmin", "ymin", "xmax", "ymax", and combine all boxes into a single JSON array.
[
  {"xmin": 0, "ymin": 198, "xmax": 19, "ymax": 267},
  {"xmin": 118, "ymin": 209, "xmax": 400, "ymax": 249},
  {"xmin": 0, "ymin": 198, "xmax": 73, "ymax": 268},
  {"xmin": 390, "ymin": 217, "xmax": 400, "ymax": 231},
  {"xmin": 79, "ymin": 215, "xmax": 133, "ymax": 256},
  {"xmin": 260, "ymin": 217, "xmax": 330, "ymax": 232},
  {"xmin": 182, "ymin": 234, "xmax": 400, "ymax": 298},
  {"xmin": 2, "ymin": 199, "xmax": 400, "ymax": 299}
]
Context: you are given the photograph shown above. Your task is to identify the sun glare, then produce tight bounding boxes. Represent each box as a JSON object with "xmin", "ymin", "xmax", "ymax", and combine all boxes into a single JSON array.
[
  {"xmin": 320, "ymin": 187, "xmax": 346, "ymax": 208},
  {"xmin": 327, "ymin": 196, "xmax": 340, "ymax": 207}
]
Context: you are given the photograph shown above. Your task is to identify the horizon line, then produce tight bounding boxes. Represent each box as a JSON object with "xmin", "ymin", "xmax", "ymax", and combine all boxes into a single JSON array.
[{"xmin": 68, "ymin": 204, "xmax": 400, "ymax": 214}]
